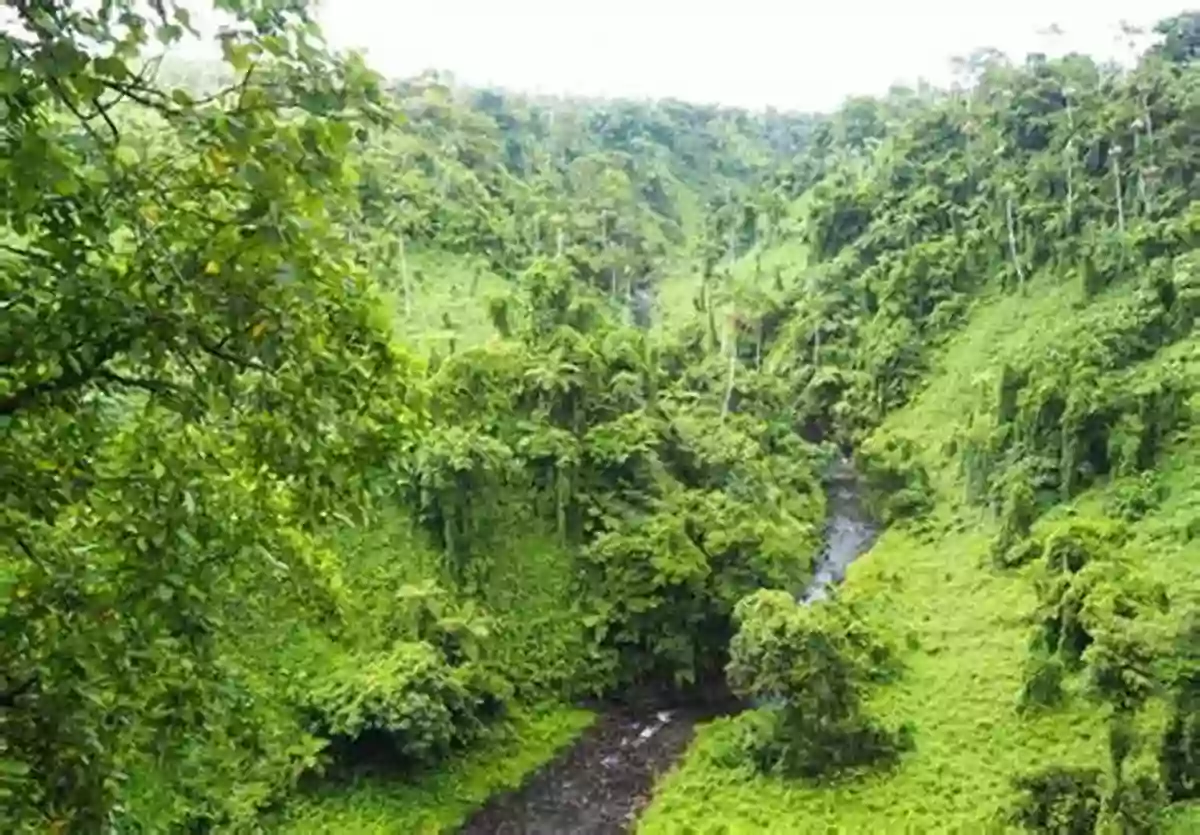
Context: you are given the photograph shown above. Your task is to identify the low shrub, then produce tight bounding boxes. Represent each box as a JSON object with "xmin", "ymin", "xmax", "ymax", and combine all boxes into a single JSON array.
[
  {"xmin": 1162, "ymin": 701, "xmax": 1200, "ymax": 802},
  {"xmin": 1009, "ymin": 766, "xmax": 1103, "ymax": 834},
  {"xmin": 723, "ymin": 590, "xmax": 909, "ymax": 779},
  {"xmin": 1102, "ymin": 771, "xmax": 1167, "ymax": 834},
  {"xmin": 1018, "ymin": 651, "xmax": 1067, "ymax": 713},
  {"xmin": 1105, "ymin": 472, "xmax": 1166, "ymax": 522},
  {"xmin": 854, "ymin": 434, "xmax": 934, "ymax": 524},
  {"xmin": 1161, "ymin": 617, "xmax": 1200, "ymax": 802},
  {"xmin": 301, "ymin": 642, "xmax": 504, "ymax": 771}
]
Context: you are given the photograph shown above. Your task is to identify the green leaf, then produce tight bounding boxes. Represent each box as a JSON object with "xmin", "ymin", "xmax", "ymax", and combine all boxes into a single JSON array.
[
  {"xmin": 92, "ymin": 55, "xmax": 130, "ymax": 81},
  {"xmin": 114, "ymin": 145, "xmax": 140, "ymax": 167},
  {"xmin": 52, "ymin": 177, "xmax": 79, "ymax": 196},
  {"xmin": 155, "ymin": 24, "xmax": 184, "ymax": 45},
  {"xmin": 0, "ymin": 759, "xmax": 30, "ymax": 777}
]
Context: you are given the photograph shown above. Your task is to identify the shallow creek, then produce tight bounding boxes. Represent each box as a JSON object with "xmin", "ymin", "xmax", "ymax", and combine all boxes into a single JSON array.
[{"xmin": 459, "ymin": 458, "xmax": 878, "ymax": 834}]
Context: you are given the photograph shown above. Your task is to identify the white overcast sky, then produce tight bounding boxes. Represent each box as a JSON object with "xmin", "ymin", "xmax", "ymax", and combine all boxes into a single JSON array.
[{"xmin": 315, "ymin": 0, "xmax": 1186, "ymax": 111}]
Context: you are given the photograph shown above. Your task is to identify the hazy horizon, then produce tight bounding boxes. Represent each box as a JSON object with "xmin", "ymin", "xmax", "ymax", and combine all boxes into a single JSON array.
[{"xmin": 315, "ymin": 1, "xmax": 1186, "ymax": 111}]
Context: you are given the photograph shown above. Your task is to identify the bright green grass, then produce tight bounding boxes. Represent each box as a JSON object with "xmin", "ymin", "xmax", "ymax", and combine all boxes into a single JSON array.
[
  {"xmin": 653, "ymin": 237, "xmax": 811, "ymax": 336},
  {"xmin": 1163, "ymin": 801, "xmax": 1200, "ymax": 833},
  {"xmin": 639, "ymin": 275, "xmax": 1200, "ymax": 833},
  {"xmin": 276, "ymin": 705, "xmax": 594, "ymax": 834},
  {"xmin": 639, "ymin": 519, "xmax": 1111, "ymax": 833},
  {"xmin": 385, "ymin": 248, "xmax": 509, "ymax": 355},
  {"xmin": 653, "ymin": 194, "xmax": 812, "ymax": 335}
]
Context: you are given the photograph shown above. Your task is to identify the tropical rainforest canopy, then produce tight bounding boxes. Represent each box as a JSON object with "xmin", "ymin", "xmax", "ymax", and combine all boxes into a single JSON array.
[{"xmin": 0, "ymin": 1, "xmax": 1197, "ymax": 832}]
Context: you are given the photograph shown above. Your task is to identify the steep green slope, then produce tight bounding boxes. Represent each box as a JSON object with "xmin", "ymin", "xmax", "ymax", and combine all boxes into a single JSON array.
[
  {"xmin": 640, "ymin": 272, "xmax": 1200, "ymax": 831},
  {"xmin": 384, "ymin": 250, "xmax": 506, "ymax": 355},
  {"xmin": 642, "ymin": 17, "xmax": 1200, "ymax": 831}
]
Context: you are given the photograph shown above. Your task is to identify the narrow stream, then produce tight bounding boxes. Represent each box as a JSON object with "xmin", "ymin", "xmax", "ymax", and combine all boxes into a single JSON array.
[
  {"xmin": 801, "ymin": 456, "xmax": 879, "ymax": 604},
  {"xmin": 459, "ymin": 458, "xmax": 878, "ymax": 835}
]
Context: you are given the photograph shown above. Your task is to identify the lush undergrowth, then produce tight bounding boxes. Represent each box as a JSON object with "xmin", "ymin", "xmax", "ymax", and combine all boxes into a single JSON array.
[
  {"xmin": 641, "ymin": 273, "xmax": 1200, "ymax": 831},
  {"xmin": 275, "ymin": 705, "xmax": 594, "ymax": 834},
  {"xmin": 644, "ymin": 457, "xmax": 1198, "ymax": 830},
  {"xmin": 1, "ymin": 4, "xmax": 826, "ymax": 827}
]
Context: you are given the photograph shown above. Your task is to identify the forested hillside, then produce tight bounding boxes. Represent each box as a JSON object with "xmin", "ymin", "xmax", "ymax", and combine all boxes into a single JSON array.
[{"xmin": 1, "ymin": 2, "xmax": 1197, "ymax": 833}]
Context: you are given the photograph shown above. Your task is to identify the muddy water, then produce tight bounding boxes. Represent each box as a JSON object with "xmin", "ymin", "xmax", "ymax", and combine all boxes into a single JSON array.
[{"xmin": 459, "ymin": 458, "xmax": 877, "ymax": 834}]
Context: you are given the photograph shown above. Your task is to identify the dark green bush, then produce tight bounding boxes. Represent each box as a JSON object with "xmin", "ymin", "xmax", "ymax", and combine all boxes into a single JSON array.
[
  {"xmin": 1161, "ymin": 617, "xmax": 1200, "ymax": 802},
  {"xmin": 301, "ymin": 642, "xmax": 502, "ymax": 769},
  {"xmin": 1162, "ymin": 701, "xmax": 1200, "ymax": 801},
  {"xmin": 998, "ymin": 537, "xmax": 1046, "ymax": 569},
  {"xmin": 1031, "ymin": 546, "xmax": 1161, "ymax": 677},
  {"xmin": 724, "ymin": 590, "xmax": 909, "ymax": 779},
  {"xmin": 1041, "ymin": 518, "xmax": 1126, "ymax": 576},
  {"xmin": 991, "ymin": 475, "xmax": 1040, "ymax": 568},
  {"xmin": 1010, "ymin": 766, "xmax": 1103, "ymax": 834},
  {"xmin": 854, "ymin": 434, "xmax": 934, "ymax": 524},
  {"xmin": 1103, "ymin": 772, "xmax": 1166, "ymax": 834},
  {"xmin": 711, "ymin": 704, "xmax": 912, "ymax": 779},
  {"xmin": 1018, "ymin": 652, "xmax": 1067, "ymax": 712},
  {"xmin": 1105, "ymin": 472, "xmax": 1166, "ymax": 522}
]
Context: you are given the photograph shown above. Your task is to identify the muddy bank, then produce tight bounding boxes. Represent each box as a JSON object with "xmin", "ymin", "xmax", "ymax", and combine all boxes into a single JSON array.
[{"xmin": 459, "ymin": 703, "xmax": 725, "ymax": 835}]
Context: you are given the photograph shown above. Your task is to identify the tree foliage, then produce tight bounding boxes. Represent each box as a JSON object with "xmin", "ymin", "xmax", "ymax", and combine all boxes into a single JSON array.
[
  {"xmin": 724, "ymin": 590, "xmax": 906, "ymax": 778},
  {"xmin": 0, "ymin": 1, "xmax": 433, "ymax": 828},
  {"xmin": 1, "ymin": 1, "xmax": 1197, "ymax": 830}
]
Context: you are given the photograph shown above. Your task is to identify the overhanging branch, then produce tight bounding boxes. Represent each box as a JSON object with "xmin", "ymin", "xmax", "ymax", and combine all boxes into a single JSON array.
[
  {"xmin": 96, "ymin": 368, "xmax": 187, "ymax": 397},
  {"xmin": 0, "ymin": 364, "xmax": 102, "ymax": 416}
]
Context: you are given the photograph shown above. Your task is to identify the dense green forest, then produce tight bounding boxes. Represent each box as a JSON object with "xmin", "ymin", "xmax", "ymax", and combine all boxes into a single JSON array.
[{"xmin": 1, "ymin": 1, "xmax": 1197, "ymax": 832}]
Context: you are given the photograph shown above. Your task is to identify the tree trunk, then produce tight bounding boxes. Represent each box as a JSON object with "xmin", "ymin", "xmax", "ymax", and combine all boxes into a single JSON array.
[
  {"xmin": 1134, "ymin": 132, "xmax": 1149, "ymax": 216},
  {"xmin": 1065, "ymin": 142, "xmax": 1075, "ymax": 223},
  {"xmin": 705, "ymin": 283, "xmax": 718, "ymax": 353},
  {"xmin": 1005, "ymin": 196, "xmax": 1025, "ymax": 292},
  {"xmin": 1112, "ymin": 157, "xmax": 1126, "ymax": 233},
  {"xmin": 1065, "ymin": 101, "xmax": 1076, "ymax": 227},
  {"xmin": 399, "ymin": 234, "xmax": 412, "ymax": 318},
  {"xmin": 721, "ymin": 337, "xmax": 737, "ymax": 420}
]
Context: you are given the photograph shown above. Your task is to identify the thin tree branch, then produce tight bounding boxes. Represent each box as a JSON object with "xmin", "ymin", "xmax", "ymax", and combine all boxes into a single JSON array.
[
  {"xmin": 96, "ymin": 368, "xmax": 186, "ymax": 397},
  {"xmin": 196, "ymin": 337, "xmax": 269, "ymax": 372},
  {"xmin": 0, "ymin": 364, "xmax": 100, "ymax": 415},
  {"xmin": 0, "ymin": 335, "xmax": 128, "ymax": 416}
]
